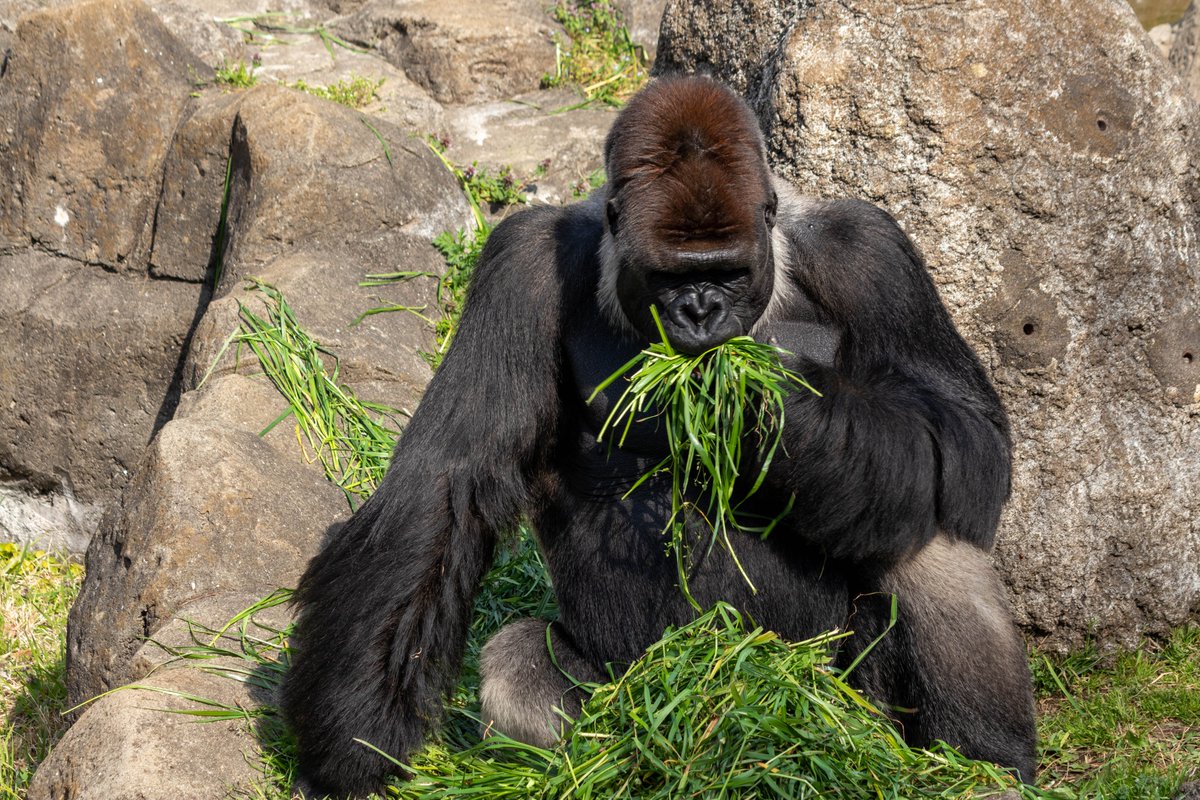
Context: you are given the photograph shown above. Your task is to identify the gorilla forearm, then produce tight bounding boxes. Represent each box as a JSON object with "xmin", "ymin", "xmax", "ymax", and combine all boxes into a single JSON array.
[
  {"xmin": 282, "ymin": 208, "xmax": 574, "ymax": 795},
  {"xmin": 765, "ymin": 198, "xmax": 1012, "ymax": 560},
  {"xmin": 283, "ymin": 472, "xmax": 496, "ymax": 795}
]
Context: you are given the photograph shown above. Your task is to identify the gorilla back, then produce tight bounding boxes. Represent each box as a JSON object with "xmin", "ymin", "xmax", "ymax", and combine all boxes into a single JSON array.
[{"xmin": 281, "ymin": 76, "xmax": 1036, "ymax": 796}]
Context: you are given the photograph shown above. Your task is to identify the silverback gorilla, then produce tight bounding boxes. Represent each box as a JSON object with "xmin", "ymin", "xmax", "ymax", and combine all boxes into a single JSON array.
[{"xmin": 281, "ymin": 76, "xmax": 1036, "ymax": 796}]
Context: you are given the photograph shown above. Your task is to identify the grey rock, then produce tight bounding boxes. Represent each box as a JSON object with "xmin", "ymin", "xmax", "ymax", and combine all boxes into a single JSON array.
[
  {"xmin": 249, "ymin": 33, "xmax": 446, "ymax": 133},
  {"xmin": 31, "ymin": 594, "xmax": 290, "ymax": 800},
  {"xmin": 334, "ymin": 0, "xmax": 558, "ymax": 105},
  {"xmin": 151, "ymin": 0, "xmax": 248, "ymax": 67},
  {"xmin": 443, "ymin": 87, "xmax": 617, "ymax": 206},
  {"xmin": 1169, "ymin": 2, "xmax": 1200, "ymax": 100},
  {"xmin": 1149, "ymin": 21, "xmax": 1177, "ymax": 57},
  {"xmin": 657, "ymin": 0, "xmax": 1200, "ymax": 650},
  {"xmin": 152, "ymin": 84, "xmax": 465, "ymax": 286},
  {"xmin": 214, "ymin": 85, "xmax": 466, "ymax": 291},
  {"xmin": 0, "ymin": 481, "xmax": 99, "ymax": 555},
  {"xmin": 0, "ymin": 0, "xmax": 210, "ymax": 270},
  {"xmin": 0, "ymin": 251, "xmax": 201, "ymax": 508},
  {"xmin": 147, "ymin": 91, "xmax": 243, "ymax": 284},
  {"xmin": 0, "ymin": 0, "xmax": 74, "ymax": 33},
  {"xmin": 66, "ymin": 374, "xmax": 346, "ymax": 705},
  {"xmin": 1176, "ymin": 780, "xmax": 1200, "ymax": 799},
  {"xmin": 617, "ymin": 0, "xmax": 668, "ymax": 59}
]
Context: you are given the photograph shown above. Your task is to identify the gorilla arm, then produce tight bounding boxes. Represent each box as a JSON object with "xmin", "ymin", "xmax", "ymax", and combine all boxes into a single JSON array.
[
  {"xmin": 281, "ymin": 207, "xmax": 570, "ymax": 797},
  {"xmin": 764, "ymin": 197, "xmax": 1011, "ymax": 563}
]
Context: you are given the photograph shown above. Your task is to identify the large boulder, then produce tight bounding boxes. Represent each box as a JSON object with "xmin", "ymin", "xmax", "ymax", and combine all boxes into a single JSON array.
[
  {"xmin": 0, "ymin": 0, "xmax": 211, "ymax": 545},
  {"xmin": 0, "ymin": 252, "xmax": 200, "ymax": 512},
  {"xmin": 68, "ymin": 82, "xmax": 467, "ymax": 704},
  {"xmin": 0, "ymin": 0, "xmax": 208, "ymax": 269},
  {"xmin": 65, "ymin": 374, "xmax": 347, "ymax": 704},
  {"xmin": 657, "ymin": 0, "xmax": 1200, "ymax": 650},
  {"xmin": 32, "ymin": 594, "xmax": 291, "ymax": 800}
]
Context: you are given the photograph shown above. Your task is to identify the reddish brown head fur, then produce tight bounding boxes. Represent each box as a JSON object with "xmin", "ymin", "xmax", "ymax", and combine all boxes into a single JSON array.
[{"xmin": 603, "ymin": 76, "xmax": 772, "ymax": 254}]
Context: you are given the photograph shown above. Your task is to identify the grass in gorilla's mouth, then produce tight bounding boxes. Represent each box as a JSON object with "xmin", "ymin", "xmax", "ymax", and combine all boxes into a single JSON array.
[{"xmin": 590, "ymin": 306, "xmax": 819, "ymax": 607}]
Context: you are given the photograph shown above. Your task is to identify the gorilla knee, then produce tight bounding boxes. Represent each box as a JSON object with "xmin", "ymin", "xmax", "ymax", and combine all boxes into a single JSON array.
[
  {"xmin": 850, "ymin": 537, "xmax": 1037, "ymax": 783},
  {"xmin": 479, "ymin": 619, "xmax": 602, "ymax": 748}
]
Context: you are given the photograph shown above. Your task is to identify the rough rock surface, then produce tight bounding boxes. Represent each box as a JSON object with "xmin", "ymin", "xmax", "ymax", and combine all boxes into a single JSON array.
[
  {"xmin": 32, "ymin": 595, "xmax": 291, "ymax": 800},
  {"xmin": 64, "ymin": 374, "xmax": 347, "ymax": 705},
  {"xmin": 0, "ymin": 252, "xmax": 200, "ymax": 506},
  {"xmin": 1170, "ymin": 2, "xmax": 1200, "ymax": 100},
  {"xmin": 657, "ymin": 0, "xmax": 1200, "ymax": 650},
  {"xmin": 0, "ymin": 0, "xmax": 209, "ymax": 269},
  {"xmin": 335, "ymin": 0, "xmax": 559, "ymax": 104},
  {"xmin": 443, "ymin": 87, "xmax": 618, "ymax": 205},
  {"xmin": 0, "ymin": 1, "xmax": 210, "ymax": 528}
]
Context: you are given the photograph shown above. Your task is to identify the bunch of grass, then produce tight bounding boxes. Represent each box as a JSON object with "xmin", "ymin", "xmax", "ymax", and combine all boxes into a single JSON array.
[
  {"xmin": 385, "ymin": 603, "xmax": 1037, "ymax": 799},
  {"xmin": 210, "ymin": 279, "xmax": 405, "ymax": 507},
  {"xmin": 543, "ymin": 0, "xmax": 649, "ymax": 106},
  {"xmin": 590, "ymin": 308, "xmax": 818, "ymax": 605},
  {"xmin": 289, "ymin": 75, "xmax": 384, "ymax": 109}
]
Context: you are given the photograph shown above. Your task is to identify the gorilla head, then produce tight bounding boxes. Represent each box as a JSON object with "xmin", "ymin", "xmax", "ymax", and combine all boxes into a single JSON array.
[{"xmin": 599, "ymin": 77, "xmax": 782, "ymax": 354}]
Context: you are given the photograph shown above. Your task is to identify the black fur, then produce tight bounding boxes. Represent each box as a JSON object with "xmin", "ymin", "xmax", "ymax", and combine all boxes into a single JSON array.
[{"xmin": 281, "ymin": 76, "xmax": 1035, "ymax": 796}]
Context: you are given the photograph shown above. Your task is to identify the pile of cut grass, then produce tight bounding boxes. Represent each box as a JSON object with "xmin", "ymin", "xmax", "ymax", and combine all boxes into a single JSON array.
[
  {"xmin": 389, "ymin": 603, "xmax": 1037, "ymax": 800},
  {"xmin": 0, "ymin": 545, "xmax": 81, "ymax": 799}
]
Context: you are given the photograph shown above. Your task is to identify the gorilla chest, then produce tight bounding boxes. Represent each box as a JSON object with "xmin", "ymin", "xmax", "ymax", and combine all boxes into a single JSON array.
[{"xmin": 565, "ymin": 318, "xmax": 672, "ymax": 460}]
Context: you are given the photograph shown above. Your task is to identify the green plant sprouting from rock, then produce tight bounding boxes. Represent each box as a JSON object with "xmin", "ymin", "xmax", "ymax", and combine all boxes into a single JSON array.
[
  {"xmin": 289, "ymin": 75, "xmax": 384, "ymax": 109},
  {"xmin": 213, "ymin": 55, "xmax": 260, "ymax": 89},
  {"xmin": 543, "ymin": 0, "xmax": 649, "ymax": 106}
]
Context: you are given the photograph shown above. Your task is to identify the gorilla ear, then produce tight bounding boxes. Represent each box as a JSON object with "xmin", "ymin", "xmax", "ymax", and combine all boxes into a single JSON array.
[
  {"xmin": 606, "ymin": 197, "xmax": 620, "ymax": 236},
  {"xmin": 764, "ymin": 190, "xmax": 778, "ymax": 229}
]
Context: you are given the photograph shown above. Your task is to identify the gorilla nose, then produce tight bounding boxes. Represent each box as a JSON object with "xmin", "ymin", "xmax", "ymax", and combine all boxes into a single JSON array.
[
  {"xmin": 679, "ymin": 291, "xmax": 718, "ymax": 325},
  {"xmin": 666, "ymin": 288, "xmax": 732, "ymax": 351}
]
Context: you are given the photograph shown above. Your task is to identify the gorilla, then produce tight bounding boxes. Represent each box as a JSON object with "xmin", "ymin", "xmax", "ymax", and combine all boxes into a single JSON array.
[{"xmin": 281, "ymin": 75, "xmax": 1036, "ymax": 796}]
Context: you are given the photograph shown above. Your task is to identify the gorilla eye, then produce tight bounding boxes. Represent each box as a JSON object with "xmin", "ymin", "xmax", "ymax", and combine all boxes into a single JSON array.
[
  {"xmin": 764, "ymin": 191, "xmax": 778, "ymax": 229},
  {"xmin": 606, "ymin": 198, "xmax": 620, "ymax": 235}
]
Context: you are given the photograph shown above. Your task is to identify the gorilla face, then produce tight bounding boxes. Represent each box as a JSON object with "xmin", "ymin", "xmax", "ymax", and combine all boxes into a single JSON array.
[
  {"xmin": 597, "ymin": 77, "xmax": 783, "ymax": 355},
  {"xmin": 606, "ymin": 186, "xmax": 778, "ymax": 354}
]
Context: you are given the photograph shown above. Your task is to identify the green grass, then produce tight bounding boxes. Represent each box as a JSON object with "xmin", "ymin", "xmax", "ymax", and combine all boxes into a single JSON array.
[
  {"xmin": 213, "ymin": 56, "xmax": 260, "ymax": 89},
  {"xmin": 0, "ymin": 545, "xmax": 82, "ymax": 799},
  {"xmin": 289, "ymin": 75, "xmax": 383, "ymax": 109},
  {"xmin": 543, "ymin": 0, "xmax": 650, "ymax": 106},
  {"xmin": 206, "ymin": 278, "xmax": 407, "ymax": 507},
  {"xmin": 385, "ymin": 603, "xmax": 1038, "ymax": 799},
  {"xmin": 220, "ymin": 12, "xmax": 367, "ymax": 59},
  {"xmin": 1033, "ymin": 628, "xmax": 1200, "ymax": 798}
]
